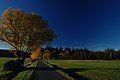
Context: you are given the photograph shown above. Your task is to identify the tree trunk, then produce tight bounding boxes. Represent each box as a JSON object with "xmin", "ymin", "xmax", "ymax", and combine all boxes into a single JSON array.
[
  {"xmin": 21, "ymin": 52, "xmax": 28, "ymax": 67},
  {"xmin": 16, "ymin": 50, "xmax": 25, "ymax": 68}
]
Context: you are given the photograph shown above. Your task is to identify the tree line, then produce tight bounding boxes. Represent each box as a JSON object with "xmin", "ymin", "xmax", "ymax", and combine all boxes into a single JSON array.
[
  {"xmin": 0, "ymin": 47, "xmax": 120, "ymax": 60},
  {"xmin": 39, "ymin": 46, "xmax": 120, "ymax": 60}
]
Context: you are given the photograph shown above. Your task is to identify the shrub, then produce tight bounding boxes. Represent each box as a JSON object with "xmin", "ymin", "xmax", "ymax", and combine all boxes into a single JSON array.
[
  {"xmin": 3, "ymin": 59, "xmax": 23, "ymax": 71},
  {"xmin": 30, "ymin": 48, "xmax": 42, "ymax": 61}
]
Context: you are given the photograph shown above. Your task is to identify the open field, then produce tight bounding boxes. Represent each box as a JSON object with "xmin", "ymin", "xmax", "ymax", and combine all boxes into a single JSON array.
[{"xmin": 48, "ymin": 60, "xmax": 120, "ymax": 80}]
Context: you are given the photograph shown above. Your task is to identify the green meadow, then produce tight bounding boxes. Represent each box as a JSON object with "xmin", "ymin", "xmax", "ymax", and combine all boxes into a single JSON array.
[
  {"xmin": 48, "ymin": 60, "xmax": 120, "ymax": 80},
  {"xmin": 1, "ymin": 58, "xmax": 120, "ymax": 80}
]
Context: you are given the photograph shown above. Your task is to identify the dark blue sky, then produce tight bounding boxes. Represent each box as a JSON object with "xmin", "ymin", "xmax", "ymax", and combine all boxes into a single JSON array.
[{"xmin": 0, "ymin": 0, "xmax": 120, "ymax": 50}]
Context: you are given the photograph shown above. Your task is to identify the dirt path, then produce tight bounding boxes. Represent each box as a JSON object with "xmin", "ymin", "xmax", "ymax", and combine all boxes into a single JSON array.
[{"xmin": 30, "ymin": 61, "xmax": 68, "ymax": 80}]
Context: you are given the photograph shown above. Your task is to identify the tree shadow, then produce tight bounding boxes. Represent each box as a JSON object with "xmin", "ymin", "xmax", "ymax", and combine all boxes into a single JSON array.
[
  {"xmin": 0, "ymin": 69, "xmax": 23, "ymax": 80},
  {"xmin": 29, "ymin": 62, "xmax": 120, "ymax": 80},
  {"xmin": 45, "ymin": 61, "xmax": 120, "ymax": 80},
  {"xmin": 45, "ymin": 62, "xmax": 90, "ymax": 80},
  {"xmin": 0, "ymin": 66, "xmax": 47, "ymax": 80}
]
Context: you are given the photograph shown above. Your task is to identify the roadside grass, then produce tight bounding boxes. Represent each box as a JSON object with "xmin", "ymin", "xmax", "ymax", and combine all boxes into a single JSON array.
[
  {"xmin": 0, "ymin": 57, "xmax": 37, "ymax": 80},
  {"xmin": 44, "ymin": 60, "xmax": 75, "ymax": 80},
  {"xmin": 0, "ymin": 57, "xmax": 16, "ymax": 69},
  {"xmin": 47, "ymin": 60, "xmax": 120, "ymax": 80},
  {"xmin": 0, "ymin": 57, "xmax": 16, "ymax": 76},
  {"xmin": 13, "ymin": 61, "xmax": 37, "ymax": 80}
]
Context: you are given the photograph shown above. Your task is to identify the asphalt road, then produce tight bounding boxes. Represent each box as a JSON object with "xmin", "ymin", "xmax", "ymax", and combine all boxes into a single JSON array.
[{"xmin": 30, "ymin": 61, "xmax": 68, "ymax": 80}]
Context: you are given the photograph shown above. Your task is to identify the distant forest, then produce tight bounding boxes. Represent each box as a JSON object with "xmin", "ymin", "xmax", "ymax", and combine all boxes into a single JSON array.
[
  {"xmin": 0, "ymin": 49, "xmax": 15, "ymax": 57},
  {"xmin": 45, "ymin": 47, "xmax": 120, "ymax": 60},
  {"xmin": 0, "ymin": 47, "xmax": 120, "ymax": 60}
]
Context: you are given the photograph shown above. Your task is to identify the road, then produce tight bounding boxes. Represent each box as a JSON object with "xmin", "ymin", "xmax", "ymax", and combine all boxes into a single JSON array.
[{"xmin": 30, "ymin": 61, "xmax": 68, "ymax": 80}]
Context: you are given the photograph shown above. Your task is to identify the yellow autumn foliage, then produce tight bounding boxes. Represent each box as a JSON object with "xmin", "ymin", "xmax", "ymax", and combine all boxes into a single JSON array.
[{"xmin": 30, "ymin": 48, "xmax": 42, "ymax": 60}]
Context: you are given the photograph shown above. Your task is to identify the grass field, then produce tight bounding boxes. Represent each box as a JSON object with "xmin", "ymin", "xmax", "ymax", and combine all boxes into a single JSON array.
[
  {"xmin": 0, "ymin": 58, "xmax": 16, "ymax": 76},
  {"xmin": 48, "ymin": 60, "xmax": 120, "ymax": 80},
  {"xmin": 0, "ymin": 58, "xmax": 16, "ymax": 69},
  {"xmin": 0, "ymin": 57, "xmax": 37, "ymax": 80}
]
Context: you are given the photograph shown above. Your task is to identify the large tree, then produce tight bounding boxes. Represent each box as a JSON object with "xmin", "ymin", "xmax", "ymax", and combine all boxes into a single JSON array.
[{"xmin": 0, "ymin": 7, "xmax": 56, "ymax": 66}]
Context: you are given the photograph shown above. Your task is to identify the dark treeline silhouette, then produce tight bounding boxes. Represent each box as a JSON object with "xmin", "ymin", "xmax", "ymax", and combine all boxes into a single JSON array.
[
  {"xmin": 44, "ymin": 46, "xmax": 120, "ymax": 60},
  {"xmin": 0, "ymin": 49, "xmax": 15, "ymax": 57},
  {"xmin": 0, "ymin": 47, "xmax": 120, "ymax": 60},
  {"xmin": 0, "ymin": 49, "xmax": 29, "ymax": 58}
]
